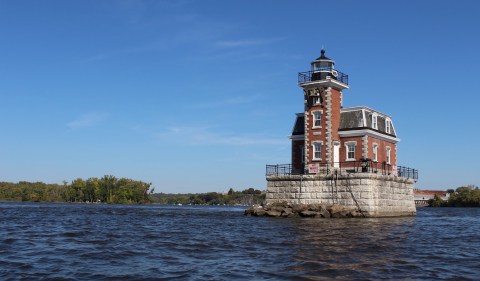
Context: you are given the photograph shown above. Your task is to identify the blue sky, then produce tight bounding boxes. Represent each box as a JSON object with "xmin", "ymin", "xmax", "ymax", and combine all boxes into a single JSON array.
[{"xmin": 1, "ymin": 0, "xmax": 479, "ymax": 193}]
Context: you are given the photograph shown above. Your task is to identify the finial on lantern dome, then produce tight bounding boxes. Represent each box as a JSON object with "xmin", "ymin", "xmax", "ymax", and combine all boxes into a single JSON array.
[{"xmin": 317, "ymin": 49, "xmax": 330, "ymax": 61}]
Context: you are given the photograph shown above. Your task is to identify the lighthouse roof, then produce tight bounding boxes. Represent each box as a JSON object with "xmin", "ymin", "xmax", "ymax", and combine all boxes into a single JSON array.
[
  {"xmin": 315, "ymin": 49, "xmax": 331, "ymax": 61},
  {"xmin": 312, "ymin": 49, "xmax": 334, "ymax": 63}
]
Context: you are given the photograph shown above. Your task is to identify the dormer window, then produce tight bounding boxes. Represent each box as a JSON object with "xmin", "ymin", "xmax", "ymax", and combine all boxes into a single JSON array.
[
  {"xmin": 385, "ymin": 119, "xmax": 392, "ymax": 134},
  {"xmin": 372, "ymin": 113, "xmax": 378, "ymax": 130}
]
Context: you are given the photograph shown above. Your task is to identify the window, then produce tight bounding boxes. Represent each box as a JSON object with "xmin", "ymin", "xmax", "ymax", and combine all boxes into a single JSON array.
[
  {"xmin": 313, "ymin": 142, "xmax": 322, "ymax": 160},
  {"xmin": 385, "ymin": 119, "xmax": 392, "ymax": 134},
  {"xmin": 313, "ymin": 96, "xmax": 321, "ymax": 105},
  {"xmin": 345, "ymin": 142, "xmax": 356, "ymax": 161},
  {"xmin": 386, "ymin": 147, "xmax": 391, "ymax": 164},
  {"xmin": 300, "ymin": 145, "xmax": 305, "ymax": 164},
  {"xmin": 372, "ymin": 113, "xmax": 378, "ymax": 130},
  {"xmin": 373, "ymin": 144, "xmax": 378, "ymax": 162},
  {"xmin": 313, "ymin": 61, "xmax": 331, "ymax": 71},
  {"xmin": 312, "ymin": 111, "xmax": 322, "ymax": 128}
]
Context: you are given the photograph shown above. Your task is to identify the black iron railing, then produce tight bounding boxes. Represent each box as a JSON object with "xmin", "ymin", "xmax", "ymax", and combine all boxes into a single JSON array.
[
  {"xmin": 266, "ymin": 164, "xmax": 293, "ymax": 176},
  {"xmin": 397, "ymin": 166, "xmax": 418, "ymax": 180},
  {"xmin": 298, "ymin": 69, "xmax": 349, "ymax": 85},
  {"xmin": 266, "ymin": 160, "xmax": 418, "ymax": 180}
]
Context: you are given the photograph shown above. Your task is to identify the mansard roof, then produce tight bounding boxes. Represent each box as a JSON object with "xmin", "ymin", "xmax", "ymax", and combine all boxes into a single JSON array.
[
  {"xmin": 291, "ymin": 114, "xmax": 304, "ymax": 136},
  {"xmin": 339, "ymin": 106, "xmax": 397, "ymax": 137},
  {"xmin": 289, "ymin": 106, "xmax": 397, "ymax": 140}
]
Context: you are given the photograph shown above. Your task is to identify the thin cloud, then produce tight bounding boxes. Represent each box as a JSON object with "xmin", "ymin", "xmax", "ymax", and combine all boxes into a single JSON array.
[
  {"xmin": 158, "ymin": 126, "xmax": 287, "ymax": 146},
  {"xmin": 215, "ymin": 37, "xmax": 286, "ymax": 48},
  {"xmin": 83, "ymin": 43, "xmax": 168, "ymax": 63},
  {"xmin": 67, "ymin": 112, "xmax": 108, "ymax": 129},
  {"xmin": 187, "ymin": 95, "xmax": 258, "ymax": 109}
]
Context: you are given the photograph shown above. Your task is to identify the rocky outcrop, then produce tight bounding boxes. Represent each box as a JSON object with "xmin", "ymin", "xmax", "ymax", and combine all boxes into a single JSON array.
[{"xmin": 244, "ymin": 202, "xmax": 365, "ymax": 218}]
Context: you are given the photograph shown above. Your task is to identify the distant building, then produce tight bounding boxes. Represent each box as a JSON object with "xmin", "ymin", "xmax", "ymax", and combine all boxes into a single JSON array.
[{"xmin": 414, "ymin": 189, "xmax": 449, "ymax": 206}]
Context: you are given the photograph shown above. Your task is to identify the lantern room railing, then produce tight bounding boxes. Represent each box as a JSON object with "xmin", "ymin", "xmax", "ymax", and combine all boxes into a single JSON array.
[
  {"xmin": 298, "ymin": 69, "xmax": 349, "ymax": 85},
  {"xmin": 266, "ymin": 161, "xmax": 418, "ymax": 181}
]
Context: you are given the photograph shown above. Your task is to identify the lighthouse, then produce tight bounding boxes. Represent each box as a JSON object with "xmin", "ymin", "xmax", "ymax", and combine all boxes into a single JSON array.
[{"xmin": 265, "ymin": 50, "xmax": 418, "ymax": 217}]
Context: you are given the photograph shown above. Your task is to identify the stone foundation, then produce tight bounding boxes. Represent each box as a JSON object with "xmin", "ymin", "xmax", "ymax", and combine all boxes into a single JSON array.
[{"xmin": 266, "ymin": 172, "xmax": 416, "ymax": 217}]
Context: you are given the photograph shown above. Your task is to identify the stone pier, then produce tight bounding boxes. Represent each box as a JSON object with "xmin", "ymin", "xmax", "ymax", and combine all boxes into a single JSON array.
[{"xmin": 266, "ymin": 172, "xmax": 416, "ymax": 217}]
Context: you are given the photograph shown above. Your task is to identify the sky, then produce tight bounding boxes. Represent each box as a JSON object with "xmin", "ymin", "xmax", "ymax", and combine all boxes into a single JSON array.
[{"xmin": 1, "ymin": 0, "xmax": 479, "ymax": 193}]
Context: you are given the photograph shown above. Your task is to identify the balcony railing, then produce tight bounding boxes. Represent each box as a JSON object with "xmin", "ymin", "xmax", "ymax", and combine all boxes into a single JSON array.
[
  {"xmin": 298, "ymin": 69, "xmax": 349, "ymax": 85},
  {"xmin": 266, "ymin": 161, "xmax": 418, "ymax": 181}
]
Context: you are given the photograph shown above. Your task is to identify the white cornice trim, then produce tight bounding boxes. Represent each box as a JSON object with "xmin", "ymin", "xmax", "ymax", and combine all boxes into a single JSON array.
[
  {"xmin": 299, "ymin": 79, "xmax": 349, "ymax": 90},
  {"xmin": 341, "ymin": 106, "xmax": 392, "ymax": 119},
  {"xmin": 338, "ymin": 129, "xmax": 400, "ymax": 143}
]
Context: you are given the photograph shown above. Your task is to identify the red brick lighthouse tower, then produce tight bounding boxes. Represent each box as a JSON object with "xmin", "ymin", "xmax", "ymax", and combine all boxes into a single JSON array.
[{"xmin": 291, "ymin": 49, "xmax": 349, "ymax": 173}]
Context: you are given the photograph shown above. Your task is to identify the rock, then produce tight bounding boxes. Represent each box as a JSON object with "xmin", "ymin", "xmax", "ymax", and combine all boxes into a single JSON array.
[
  {"xmin": 299, "ymin": 210, "xmax": 318, "ymax": 217},
  {"xmin": 244, "ymin": 207, "xmax": 254, "ymax": 216},
  {"xmin": 254, "ymin": 209, "xmax": 266, "ymax": 217},
  {"xmin": 350, "ymin": 210, "xmax": 366, "ymax": 217},
  {"xmin": 282, "ymin": 207, "xmax": 293, "ymax": 217},
  {"xmin": 246, "ymin": 203, "xmax": 361, "ymax": 219},
  {"xmin": 271, "ymin": 206, "xmax": 286, "ymax": 213},
  {"xmin": 292, "ymin": 204, "xmax": 307, "ymax": 213},
  {"xmin": 266, "ymin": 210, "xmax": 282, "ymax": 217},
  {"xmin": 331, "ymin": 211, "xmax": 343, "ymax": 218},
  {"xmin": 327, "ymin": 204, "xmax": 344, "ymax": 214},
  {"xmin": 350, "ymin": 210, "xmax": 361, "ymax": 217},
  {"xmin": 318, "ymin": 206, "xmax": 331, "ymax": 218},
  {"xmin": 340, "ymin": 209, "xmax": 351, "ymax": 217},
  {"xmin": 282, "ymin": 207, "xmax": 298, "ymax": 217}
]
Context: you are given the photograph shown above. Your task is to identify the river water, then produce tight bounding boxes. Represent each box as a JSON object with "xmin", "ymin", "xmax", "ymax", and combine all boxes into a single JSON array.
[{"xmin": 0, "ymin": 203, "xmax": 479, "ymax": 280}]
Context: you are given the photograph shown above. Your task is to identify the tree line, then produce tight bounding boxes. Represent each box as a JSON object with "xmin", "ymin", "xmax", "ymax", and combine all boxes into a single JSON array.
[
  {"xmin": 0, "ymin": 178, "xmax": 265, "ymax": 205},
  {"xmin": 430, "ymin": 185, "xmax": 480, "ymax": 207},
  {"xmin": 0, "ymin": 175, "xmax": 150, "ymax": 204},
  {"xmin": 150, "ymin": 188, "xmax": 265, "ymax": 205}
]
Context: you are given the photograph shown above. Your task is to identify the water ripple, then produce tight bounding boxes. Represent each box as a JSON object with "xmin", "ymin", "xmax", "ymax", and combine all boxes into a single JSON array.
[{"xmin": 0, "ymin": 203, "xmax": 479, "ymax": 280}]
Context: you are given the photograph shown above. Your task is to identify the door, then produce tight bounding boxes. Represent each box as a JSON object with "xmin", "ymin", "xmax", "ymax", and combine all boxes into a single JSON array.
[{"xmin": 333, "ymin": 142, "xmax": 340, "ymax": 168}]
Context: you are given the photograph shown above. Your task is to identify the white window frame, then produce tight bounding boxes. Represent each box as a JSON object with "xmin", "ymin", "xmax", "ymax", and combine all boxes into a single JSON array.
[
  {"xmin": 313, "ymin": 96, "xmax": 321, "ymax": 105},
  {"xmin": 372, "ymin": 143, "xmax": 378, "ymax": 162},
  {"xmin": 312, "ymin": 142, "xmax": 322, "ymax": 161},
  {"xmin": 385, "ymin": 118, "xmax": 392, "ymax": 134},
  {"xmin": 386, "ymin": 146, "xmax": 391, "ymax": 164},
  {"xmin": 345, "ymin": 141, "xmax": 357, "ymax": 161},
  {"xmin": 372, "ymin": 113, "xmax": 378, "ymax": 130},
  {"xmin": 312, "ymin": 110, "xmax": 322, "ymax": 129}
]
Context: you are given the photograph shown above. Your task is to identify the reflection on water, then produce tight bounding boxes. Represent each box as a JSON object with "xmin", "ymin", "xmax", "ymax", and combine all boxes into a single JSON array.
[{"xmin": 0, "ymin": 203, "xmax": 478, "ymax": 280}]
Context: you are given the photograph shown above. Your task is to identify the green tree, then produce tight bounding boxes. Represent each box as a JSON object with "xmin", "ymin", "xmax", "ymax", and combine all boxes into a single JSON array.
[{"xmin": 429, "ymin": 194, "xmax": 445, "ymax": 207}]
